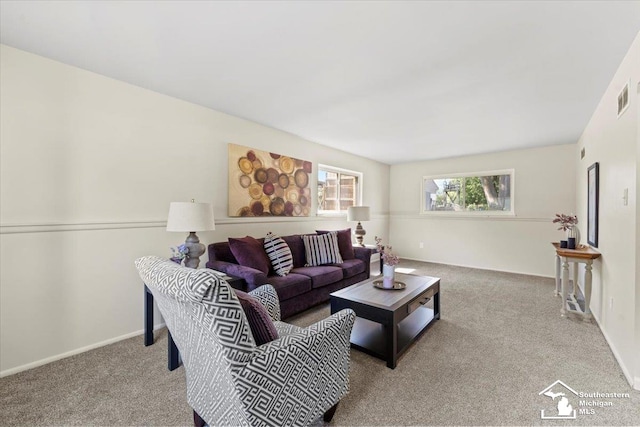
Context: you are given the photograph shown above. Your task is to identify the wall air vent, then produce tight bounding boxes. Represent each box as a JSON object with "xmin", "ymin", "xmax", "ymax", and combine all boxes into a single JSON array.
[{"xmin": 617, "ymin": 81, "xmax": 629, "ymax": 117}]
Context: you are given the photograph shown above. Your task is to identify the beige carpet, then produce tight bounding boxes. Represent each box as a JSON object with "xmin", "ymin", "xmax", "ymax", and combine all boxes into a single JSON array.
[{"xmin": 1, "ymin": 261, "xmax": 638, "ymax": 426}]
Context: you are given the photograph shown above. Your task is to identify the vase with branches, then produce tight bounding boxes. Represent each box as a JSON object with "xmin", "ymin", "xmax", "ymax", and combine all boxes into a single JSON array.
[
  {"xmin": 553, "ymin": 213, "xmax": 579, "ymax": 248},
  {"xmin": 375, "ymin": 236, "xmax": 400, "ymax": 266},
  {"xmin": 375, "ymin": 236, "xmax": 400, "ymax": 287}
]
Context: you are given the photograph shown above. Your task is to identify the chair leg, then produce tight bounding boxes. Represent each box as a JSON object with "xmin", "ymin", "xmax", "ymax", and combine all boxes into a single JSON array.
[
  {"xmin": 323, "ymin": 402, "xmax": 339, "ymax": 423},
  {"xmin": 193, "ymin": 410, "xmax": 206, "ymax": 427}
]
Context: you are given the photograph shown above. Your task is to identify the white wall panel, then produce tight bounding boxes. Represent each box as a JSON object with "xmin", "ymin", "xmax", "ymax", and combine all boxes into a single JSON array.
[
  {"xmin": 575, "ymin": 34, "xmax": 639, "ymax": 388},
  {"xmin": 389, "ymin": 144, "xmax": 576, "ymax": 277},
  {"xmin": 0, "ymin": 45, "xmax": 390, "ymax": 375}
]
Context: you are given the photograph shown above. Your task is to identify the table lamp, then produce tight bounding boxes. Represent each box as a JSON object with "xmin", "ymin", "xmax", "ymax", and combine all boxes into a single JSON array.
[
  {"xmin": 167, "ymin": 200, "xmax": 215, "ymax": 268},
  {"xmin": 347, "ymin": 206, "xmax": 370, "ymax": 247}
]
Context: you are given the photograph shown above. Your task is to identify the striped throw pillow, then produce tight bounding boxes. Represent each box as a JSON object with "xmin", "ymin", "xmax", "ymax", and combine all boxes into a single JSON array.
[
  {"xmin": 263, "ymin": 232, "xmax": 293, "ymax": 276},
  {"xmin": 302, "ymin": 232, "xmax": 344, "ymax": 266}
]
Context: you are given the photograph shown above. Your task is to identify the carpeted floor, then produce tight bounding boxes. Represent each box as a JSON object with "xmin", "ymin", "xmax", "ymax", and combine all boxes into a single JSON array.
[{"xmin": 1, "ymin": 261, "xmax": 638, "ymax": 426}]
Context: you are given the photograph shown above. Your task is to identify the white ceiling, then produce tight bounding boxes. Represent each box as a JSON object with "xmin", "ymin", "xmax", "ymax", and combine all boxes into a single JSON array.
[{"xmin": 1, "ymin": 1, "xmax": 639, "ymax": 164}]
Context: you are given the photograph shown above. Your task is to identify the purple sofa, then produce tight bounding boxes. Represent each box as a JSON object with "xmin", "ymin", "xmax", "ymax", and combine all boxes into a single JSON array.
[{"xmin": 206, "ymin": 234, "xmax": 373, "ymax": 319}]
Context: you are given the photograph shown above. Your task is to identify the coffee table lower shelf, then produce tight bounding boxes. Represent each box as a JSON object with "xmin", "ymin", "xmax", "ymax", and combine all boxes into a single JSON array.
[
  {"xmin": 350, "ymin": 306, "xmax": 436, "ymax": 364},
  {"xmin": 331, "ymin": 273, "xmax": 441, "ymax": 369}
]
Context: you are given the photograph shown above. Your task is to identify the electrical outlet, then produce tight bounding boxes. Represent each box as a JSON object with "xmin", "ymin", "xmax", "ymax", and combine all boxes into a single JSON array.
[
  {"xmin": 623, "ymin": 188, "xmax": 628, "ymax": 206},
  {"xmin": 419, "ymin": 242, "xmax": 424, "ymax": 249},
  {"xmin": 609, "ymin": 297, "xmax": 614, "ymax": 310}
]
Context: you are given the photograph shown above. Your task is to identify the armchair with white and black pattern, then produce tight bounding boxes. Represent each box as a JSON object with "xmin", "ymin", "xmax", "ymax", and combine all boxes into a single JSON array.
[{"xmin": 136, "ymin": 256, "xmax": 355, "ymax": 427}]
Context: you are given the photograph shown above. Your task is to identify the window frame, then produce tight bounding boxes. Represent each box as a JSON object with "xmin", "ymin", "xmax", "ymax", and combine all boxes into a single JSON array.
[
  {"xmin": 420, "ymin": 169, "xmax": 515, "ymax": 216},
  {"xmin": 317, "ymin": 164, "xmax": 363, "ymax": 216}
]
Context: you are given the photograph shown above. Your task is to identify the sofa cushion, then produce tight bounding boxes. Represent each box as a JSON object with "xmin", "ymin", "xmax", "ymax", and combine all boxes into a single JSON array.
[
  {"xmin": 331, "ymin": 258, "xmax": 366, "ymax": 279},
  {"xmin": 209, "ymin": 241, "xmax": 237, "ymax": 263},
  {"xmin": 228, "ymin": 236, "xmax": 270, "ymax": 274},
  {"xmin": 301, "ymin": 232, "xmax": 343, "ymax": 266},
  {"xmin": 264, "ymin": 232, "xmax": 293, "ymax": 276},
  {"xmin": 234, "ymin": 290, "xmax": 279, "ymax": 346},
  {"xmin": 317, "ymin": 228, "xmax": 355, "ymax": 260},
  {"xmin": 291, "ymin": 266, "xmax": 344, "ymax": 289},
  {"xmin": 281, "ymin": 235, "xmax": 306, "ymax": 268},
  {"xmin": 267, "ymin": 273, "xmax": 312, "ymax": 301}
]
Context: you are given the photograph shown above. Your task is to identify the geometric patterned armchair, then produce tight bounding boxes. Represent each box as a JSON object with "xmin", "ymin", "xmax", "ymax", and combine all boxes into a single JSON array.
[{"xmin": 135, "ymin": 256, "xmax": 356, "ymax": 426}]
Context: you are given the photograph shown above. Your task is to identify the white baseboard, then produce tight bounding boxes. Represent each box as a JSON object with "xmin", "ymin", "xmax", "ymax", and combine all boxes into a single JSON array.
[
  {"xmin": 402, "ymin": 256, "xmax": 555, "ymax": 279},
  {"xmin": 0, "ymin": 322, "xmax": 166, "ymax": 378},
  {"xmin": 592, "ymin": 314, "xmax": 635, "ymax": 389}
]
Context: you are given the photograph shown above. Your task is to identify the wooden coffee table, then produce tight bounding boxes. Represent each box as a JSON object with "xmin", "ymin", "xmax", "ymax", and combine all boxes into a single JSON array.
[{"xmin": 330, "ymin": 273, "xmax": 440, "ymax": 369}]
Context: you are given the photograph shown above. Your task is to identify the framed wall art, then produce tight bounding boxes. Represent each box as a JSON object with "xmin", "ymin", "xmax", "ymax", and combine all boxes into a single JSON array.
[
  {"xmin": 228, "ymin": 143, "xmax": 312, "ymax": 217},
  {"xmin": 587, "ymin": 162, "xmax": 599, "ymax": 247}
]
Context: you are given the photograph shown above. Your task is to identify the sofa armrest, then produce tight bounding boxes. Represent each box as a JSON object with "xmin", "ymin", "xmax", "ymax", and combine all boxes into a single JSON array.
[
  {"xmin": 354, "ymin": 246, "xmax": 373, "ymax": 263},
  {"xmin": 354, "ymin": 246, "xmax": 373, "ymax": 277},
  {"xmin": 248, "ymin": 285, "xmax": 281, "ymax": 322},
  {"xmin": 238, "ymin": 309, "xmax": 356, "ymax": 424},
  {"xmin": 205, "ymin": 260, "xmax": 268, "ymax": 289}
]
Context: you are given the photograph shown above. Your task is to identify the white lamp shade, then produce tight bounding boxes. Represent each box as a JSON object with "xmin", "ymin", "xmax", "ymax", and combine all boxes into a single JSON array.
[
  {"xmin": 166, "ymin": 202, "xmax": 216, "ymax": 232},
  {"xmin": 347, "ymin": 206, "xmax": 370, "ymax": 222}
]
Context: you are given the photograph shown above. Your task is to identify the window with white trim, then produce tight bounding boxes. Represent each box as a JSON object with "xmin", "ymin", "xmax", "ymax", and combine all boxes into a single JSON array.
[
  {"xmin": 421, "ymin": 169, "xmax": 514, "ymax": 215},
  {"xmin": 318, "ymin": 165, "xmax": 363, "ymax": 215}
]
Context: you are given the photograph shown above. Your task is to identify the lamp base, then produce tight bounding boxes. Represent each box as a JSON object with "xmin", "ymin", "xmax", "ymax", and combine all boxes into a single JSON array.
[
  {"xmin": 184, "ymin": 232, "xmax": 205, "ymax": 269},
  {"xmin": 354, "ymin": 222, "xmax": 366, "ymax": 247}
]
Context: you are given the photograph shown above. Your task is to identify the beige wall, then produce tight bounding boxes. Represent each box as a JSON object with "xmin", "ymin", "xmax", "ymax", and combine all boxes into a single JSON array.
[
  {"xmin": 576, "ymin": 34, "xmax": 639, "ymax": 389},
  {"xmin": 636, "ymin": 75, "xmax": 640, "ymax": 390},
  {"xmin": 2, "ymin": 35, "xmax": 639, "ymax": 390},
  {"xmin": 0, "ymin": 45, "xmax": 390, "ymax": 375},
  {"xmin": 389, "ymin": 144, "xmax": 576, "ymax": 277}
]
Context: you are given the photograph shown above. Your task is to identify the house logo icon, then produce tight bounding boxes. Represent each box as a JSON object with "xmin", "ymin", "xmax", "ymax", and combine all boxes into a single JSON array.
[{"xmin": 539, "ymin": 380, "xmax": 578, "ymax": 419}]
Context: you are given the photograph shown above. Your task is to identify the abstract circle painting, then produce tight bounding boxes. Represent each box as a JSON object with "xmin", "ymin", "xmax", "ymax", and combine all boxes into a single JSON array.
[{"xmin": 228, "ymin": 143, "xmax": 312, "ymax": 217}]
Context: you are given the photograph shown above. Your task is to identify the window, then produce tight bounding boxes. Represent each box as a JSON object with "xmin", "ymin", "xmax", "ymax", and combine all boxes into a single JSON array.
[
  {"xmin": 318, "ymin": 165, "xmax": 362, "ymax": 215},
  {"xmin": 421, "ymin": 169, "xmax": 514, "ymax": 215}
]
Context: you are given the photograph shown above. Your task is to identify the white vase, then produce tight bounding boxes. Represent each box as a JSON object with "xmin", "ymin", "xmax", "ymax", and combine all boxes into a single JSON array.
[
  {"xmin": 567, "ymin": 226, "xmax": 581, "ymax": 248},
  {"xmin": 382, "ymin": 264, "xmax": 395, "ymax": 288}
]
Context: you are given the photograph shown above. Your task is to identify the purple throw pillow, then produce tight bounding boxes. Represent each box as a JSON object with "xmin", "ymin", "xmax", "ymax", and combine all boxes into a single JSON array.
[
  {"xmin": 317, "ymin": 228, "xmax": 355, "ymax": 260},
  {"xmin": 234, "ymin": 290, "xmax": 278, "ymax": 346},
  {"xmin": 228, "ymin": 236, "xmax": 270, "ymax": 274}
]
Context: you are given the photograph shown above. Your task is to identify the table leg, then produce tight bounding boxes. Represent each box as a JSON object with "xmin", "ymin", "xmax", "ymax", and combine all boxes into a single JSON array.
[
  {"xmin": 385, "ymin": 322, "xmax": 398, "ymax": 369},
  {"xmin": 554, "ymin": 255, "xmax": 561, "ymax": 296},
  {"xmin": 434, "ymin": 290, "xmax": 441, "ymax": 320},
  {"xmin": 168, "ymin": 332, "xmax": 180, "ymax": 371},
  {"xmin": 561, "ymin": 258, "xmax": 569, "ymax": 317},
  {"xmin": 144, "ymin": 285, "xmax": 154, "ymax": 346},
  {"xmin": 583, "ymin": 261, "xmax": 593, "ymax": 322},
  {"xmin": 572, "ymin": 262, "xmax": 579, "ymax": 298},
  {"xmin": 146, "ymin": 284, "xmax": 181, "ymax": 370}
]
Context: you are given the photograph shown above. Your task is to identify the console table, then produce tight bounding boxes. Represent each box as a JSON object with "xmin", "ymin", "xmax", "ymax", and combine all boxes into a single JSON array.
[{"xmin": 551, "ymin": 242, "xmax": 601, "ymax": 322}]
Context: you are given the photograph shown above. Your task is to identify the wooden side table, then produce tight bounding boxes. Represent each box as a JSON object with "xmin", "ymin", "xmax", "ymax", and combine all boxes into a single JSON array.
[{"xmin": 551, "ymin": 242, "xmax": 601, "ymax": 322}]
